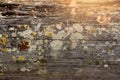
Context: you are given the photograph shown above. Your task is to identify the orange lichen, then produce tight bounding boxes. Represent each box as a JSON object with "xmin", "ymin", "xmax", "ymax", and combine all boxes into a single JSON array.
[
  {"xmin": 12, "ymin": 56, "xmax": 25, "ymax": 62},
  {"xmin": 86, "ymin": 29, "xmax": 95, "ymax": 34},
  {"xmin": 83, "ymin": 36, "xmax": 88, "ymax": 41},
  {"xmin": 18, "ymin": 56, "xmax": 25, "ymax": 61},
  {"xmin": 18, "ymin": 24, "xmax": 30, "ymax": 30},
  {"xmin": 64, "ymin": 30, "xmax": 68, "ymax": 33},
  {"xmin": 0, "ymin": 35, "xmax": 8, "ymax": 45},
  {"xmin": 18, "ymin": 40, "xmax": 30, "ymax": 51},
  {"xmin": 24, "ymin": 24, "xmax": 30, "ymax": 30},
  {"xmin": 1, "ymin": 47, "xmax": 8, "ymax": 52},
  {"xmin": 3, "ymin": 34, "xmax": 8, "ymax": 38},
  {"xmin": 30, "ymin": 32, "xmax": 36, "ymax": 37},
  {"xmin": 47, "ymin": 32, "xmax": 54, "ymax": 37},
  {"xmin": 0, "ymin": 73, "xmax": 5, "ymax": 76},
  {"xmin": 12, "ymin": 56, "xmax": 17, "ymax": 61}
]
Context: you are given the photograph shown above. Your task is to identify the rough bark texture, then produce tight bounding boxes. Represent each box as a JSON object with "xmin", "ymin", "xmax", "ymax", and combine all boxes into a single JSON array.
[{"xmin": 0, "ymin": 1, "xmax": 120, "ymax": 80}]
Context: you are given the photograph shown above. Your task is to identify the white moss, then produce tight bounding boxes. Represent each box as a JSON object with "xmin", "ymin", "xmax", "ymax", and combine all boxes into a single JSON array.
[
  {"xmin": 53, "ymin": 30, "xmax": 70, "ymax": 39},
  {"xmin": 18, "ymin": 29, "xmax": 34, "ymax": 39},
  {"xmin": 28, "ymin": 45, "xmax": 37, "ymax": 52},
  {"xmin": 85, "ymin": 26, "xmax": 94, "ymax": 31},
  {"xmin": 20, "ymin": 67, "xmax": 27, "ymax": 72},
  {"xmin": 70, "ymin": 33, "xmax": 84, "ymax": 40},
  {"xmin": 104, "ymin": 64, "xmax": 109, "ymax": 68},
  {"xmin": 56, "ymin": 24, "xmax": 62, "ymax": 30},
  {"xmin": 71, "ymin": 40, "xmax": 78, "ymax": 49},
  {"xmin": 73, "ymin": 24, "xmax": 83, "ymax": 33},
  {"xmin": 50, "ymin": 40, "xmax": 63, "ymax": 50}
]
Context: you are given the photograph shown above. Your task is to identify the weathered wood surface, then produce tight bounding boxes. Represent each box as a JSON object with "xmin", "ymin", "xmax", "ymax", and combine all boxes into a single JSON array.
[{"xmin": 0, "ymin": 1, "xmax": 120, "ymax": 80}]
